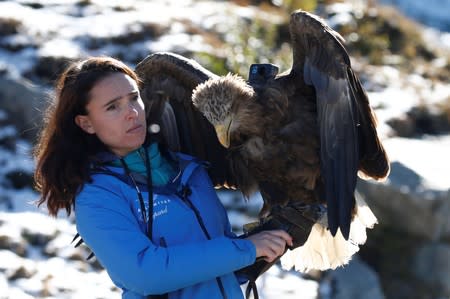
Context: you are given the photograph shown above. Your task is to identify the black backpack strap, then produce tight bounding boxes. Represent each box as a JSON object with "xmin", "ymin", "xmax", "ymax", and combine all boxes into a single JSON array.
[{"xmin": 245, "ymin": 280, "xmax": 259, "ymax": 299}]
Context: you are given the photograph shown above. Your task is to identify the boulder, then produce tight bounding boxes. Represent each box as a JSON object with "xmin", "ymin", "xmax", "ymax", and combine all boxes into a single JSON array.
[
  {"xmin": 356, "ymin": 136, "xmax": 450, "ymax": 299},
  {"xmin": 413, "ymin": 243, "xmax": 450, "ymax": 296},
  {"xmin": 322, "ymin": 256, "xmax": 385, "ymax": 299},
  {"xmin": 0, "ymin": 74, "xmax": 47, "ymax": 142},
  {"xmin": 357, "ymin": 136, "xmax": 450, "ymax": 241}
]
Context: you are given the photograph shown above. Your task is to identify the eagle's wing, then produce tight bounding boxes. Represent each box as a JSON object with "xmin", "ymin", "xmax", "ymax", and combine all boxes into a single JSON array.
[
  {"xmin": 135, "ymin": 52, "xmax": 235, "ymax": 188},
  {"xmin": 287, "ymin": 11, "xmax": 389, "ymax": 239}
]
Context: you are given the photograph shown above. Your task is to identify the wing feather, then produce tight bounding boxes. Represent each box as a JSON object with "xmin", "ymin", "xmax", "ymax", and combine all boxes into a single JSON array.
[
  {"xmin": 135, "ymin": 52, "xmax": 235, "ymax": 188},
  {"xmin": 289, "ymin": 10, "xmax": 389, "ymax": 239}
]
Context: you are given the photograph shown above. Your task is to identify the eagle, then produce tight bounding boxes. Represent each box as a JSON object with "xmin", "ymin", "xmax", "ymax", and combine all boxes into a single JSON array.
[{"xmin": 135, "ymin": 9, "xmax": 389, "ymax": 272}]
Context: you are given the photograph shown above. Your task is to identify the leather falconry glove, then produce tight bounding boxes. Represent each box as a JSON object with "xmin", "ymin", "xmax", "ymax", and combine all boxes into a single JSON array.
[{"xmin": 236, "ymin": 202, "xmax": 326, "ymax": 299}]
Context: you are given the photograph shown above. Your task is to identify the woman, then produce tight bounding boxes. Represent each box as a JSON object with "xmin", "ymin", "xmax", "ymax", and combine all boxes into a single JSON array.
[{"xmin": 34, "ymin": 56, "xmax": 292, "ymax": 299}]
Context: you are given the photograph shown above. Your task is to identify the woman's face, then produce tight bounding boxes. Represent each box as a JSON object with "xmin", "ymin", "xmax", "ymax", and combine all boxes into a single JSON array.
[{"xmin": 75, "ymin": 72, "xmax": 147, "ymax": 157}]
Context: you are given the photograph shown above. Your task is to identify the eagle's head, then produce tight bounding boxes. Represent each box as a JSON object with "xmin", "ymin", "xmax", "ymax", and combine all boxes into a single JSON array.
[{"xmin": 192, "ymin": 74, "xmax": 256, "ymax": 148}]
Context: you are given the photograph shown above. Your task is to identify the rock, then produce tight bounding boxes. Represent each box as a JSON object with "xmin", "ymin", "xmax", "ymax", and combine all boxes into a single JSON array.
[
  {"xmin": 1, "ymin": 34, "xmax": 38, "ymax": 52},
  {"xmin": 413, "ymin": 243, "xmax": 450, "ymax": 296},
  {"xmin": 0, "ymin": 195, "xmax": 13, "ymax": 210},
  {"xmin": 357, "ymin": 136, "xmax": 450, "ymax": 241},
  {"xmin": 23, "ymin": 55, "xmax": 73, "ymax": 85},
  {"xmin": 0, "ymin": 234, "xmax": 28, "ymax": 257},
  {"xmin": 83, "ymin": 22, "xmax": 169, "ymax": 51},
  {"xmin": 21, "ymin": 229, "xmax": 54, "ymax": 247},
  {"xmin": 386, "ymin": 115, "xmax": 416, "ymax": 137},
  {"xmin": 0, "ymin": 74, "xmax": 47, "ymax": 141},
  {"xmin": 7, "ymin": 265, "xmax": 36, "ymax": 280},
  {"xmin": 357, "ymin": 162, "xmax": 450, "ymax": 241},
  {"xmin": 0, "ymin": 123, "xmax": 18, "ymax": 151},
  {"xmin": 356, "ymin": 136, "xmax": 450, "ymax": 299},
  {"xmin": 359, "ymin": 224, "xmax": 430, "ymax": 299},
  {"xmin": 4, "ymin": 170, "xmax": 34, "ymax": 189},
  {"xmin": 320, "ymin": 256, "xmax": 385, "ymax": 299},
  {"xmin": 386, "ymin": 105, "xmax": 450, "ymax": 137},
  {"xmin": 0, "ymin": 17, "xmax": 22, "ymax": 36}
]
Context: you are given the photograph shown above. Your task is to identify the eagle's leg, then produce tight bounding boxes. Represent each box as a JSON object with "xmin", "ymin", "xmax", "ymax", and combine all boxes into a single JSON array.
[{"xmin": 258, "ymin": 181, "xmax": 288, "ymax": 217}]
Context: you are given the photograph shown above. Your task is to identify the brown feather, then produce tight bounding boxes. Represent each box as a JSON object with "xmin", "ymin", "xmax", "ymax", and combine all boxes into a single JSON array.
[
  {"xmin": 136, "ymin": 10, "xmax": 389, "ymax": 271},
  {"xmin": 192, "ymin": 10, "xmax": 389, "ymax": 241}
]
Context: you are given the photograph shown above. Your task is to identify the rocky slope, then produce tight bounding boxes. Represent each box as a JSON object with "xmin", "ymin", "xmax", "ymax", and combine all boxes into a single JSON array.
[{"xmin": 0, "ymin": 0, "xmax": 449, "ymax": 298}]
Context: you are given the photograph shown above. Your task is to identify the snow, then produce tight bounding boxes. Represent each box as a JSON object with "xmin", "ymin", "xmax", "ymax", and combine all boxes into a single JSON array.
[
  {"xmin": 0, "ymin": 0, "xmax": 449, "ymax": 298},
  {"xmin": 383, "ymin": 136, "xmax": 450, "ymax": 191}
]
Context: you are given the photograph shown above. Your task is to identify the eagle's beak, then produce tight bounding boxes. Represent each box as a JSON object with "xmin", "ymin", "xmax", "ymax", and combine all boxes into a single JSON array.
[{"xmin": 215, "ymin": 116, "xmax": 232, "ymax": 148}]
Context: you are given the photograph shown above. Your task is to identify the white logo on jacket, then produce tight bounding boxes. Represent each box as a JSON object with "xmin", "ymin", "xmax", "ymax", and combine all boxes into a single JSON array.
[
  {"xmin": 153, "ymin": 199, "xmax": 170, "ymax": 219},
  {"xmin": 136, "ymin": 198, "xmax": 171, "ymax": 222},
  {"xmin": 153, "ymin": 205, "xmax": 168, "ymax": 219}
]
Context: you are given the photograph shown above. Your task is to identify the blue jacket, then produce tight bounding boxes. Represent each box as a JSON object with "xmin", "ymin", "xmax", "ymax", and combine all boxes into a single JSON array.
[{"xmin": 75, "ymin": 151, "xmax": 256, "ymax": 299}]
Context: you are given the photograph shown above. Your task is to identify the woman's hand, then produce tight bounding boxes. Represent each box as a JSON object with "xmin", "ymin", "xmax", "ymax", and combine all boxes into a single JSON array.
[{"xmin": 245, "ymin": 230, "xmax": 293, "ymax": 263}]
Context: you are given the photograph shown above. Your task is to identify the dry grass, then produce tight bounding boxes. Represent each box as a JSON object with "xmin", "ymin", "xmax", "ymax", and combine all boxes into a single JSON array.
[
  {"xmin": 0, "ymin": 17, "xmax": 22, "ymax": 36},
  {"xmin": 339, "ymin": 6, "xmax": 432, "ymax": 64}
]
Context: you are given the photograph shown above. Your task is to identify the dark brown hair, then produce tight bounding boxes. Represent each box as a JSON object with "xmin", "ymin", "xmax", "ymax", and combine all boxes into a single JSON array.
[{"xmin": 34, "ymin": 56, "xmax": 140, "ymax": 216}]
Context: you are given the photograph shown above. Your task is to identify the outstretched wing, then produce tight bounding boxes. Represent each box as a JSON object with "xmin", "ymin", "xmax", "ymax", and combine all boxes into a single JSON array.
[
  {"xmin": 288, "ymin": 10, "xmax": 389, "ymax": 239},
  {"xmin": 135, "ymin": 52, "xmax": 235, "ymax": 188}
]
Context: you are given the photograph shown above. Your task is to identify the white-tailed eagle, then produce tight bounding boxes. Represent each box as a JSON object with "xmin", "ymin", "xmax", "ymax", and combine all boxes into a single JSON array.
[{"xmin": 135, "ymin": 9, "xmax": 389, "ymax": 272}]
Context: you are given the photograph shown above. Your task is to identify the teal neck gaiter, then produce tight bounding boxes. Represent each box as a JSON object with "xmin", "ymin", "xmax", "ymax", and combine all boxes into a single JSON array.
[{"xmin": 112, "ymin": 143, "xmax": 176, "ymax": 186}]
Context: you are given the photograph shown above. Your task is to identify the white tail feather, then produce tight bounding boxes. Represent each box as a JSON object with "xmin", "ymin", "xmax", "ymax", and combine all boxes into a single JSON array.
[{"xmin": 280, "ymin": 197, "xmax": 377, "ymax": 272}]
